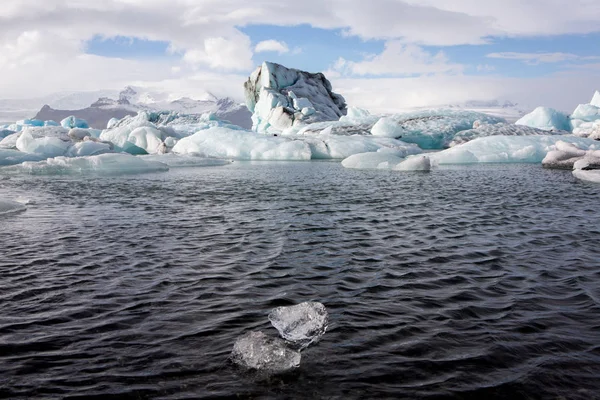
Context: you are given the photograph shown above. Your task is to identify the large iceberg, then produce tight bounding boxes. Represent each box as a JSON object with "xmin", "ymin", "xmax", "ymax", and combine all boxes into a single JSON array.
[
  {"xmin": 3, "ymin": 153, "xmax": 168, "ymax": 175},
  {"xmin": 515, "ymin": 107, "xmax": 571, "ymax": 131},
  {"xmin": 244, "ymin": 61, "xmax": 347, "ymax": 134},
  {"xmin": 431, "ymin": 135, "xmax": 600, "ymax": 165},
  {"xmin": 231, "ymin": 331, "xmax": 301, "ymax": 373},
  {"xmin": 268, "ymin": 302, "xmax": 329, "ymax": 350},
  {"xmin": 172, "ymin": 126, "xmax": 420, "ymax": 161}
]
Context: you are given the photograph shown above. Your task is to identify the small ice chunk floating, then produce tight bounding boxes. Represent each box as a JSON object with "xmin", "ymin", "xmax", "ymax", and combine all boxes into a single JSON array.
[{"xmin": 231, "ymin": 302, "xmax": 328, "ymax": 373}]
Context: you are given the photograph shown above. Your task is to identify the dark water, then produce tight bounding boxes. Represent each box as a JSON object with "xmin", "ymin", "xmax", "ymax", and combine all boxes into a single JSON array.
[{"xmin": 1, "ymin": 161, "xmax": 600, "ymax": 400}]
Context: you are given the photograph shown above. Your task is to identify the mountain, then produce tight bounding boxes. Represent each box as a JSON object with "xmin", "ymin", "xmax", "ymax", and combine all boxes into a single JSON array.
[
  {"xmin": 22, "ymin": 86, "xmax": 252, "ymax": 129},
  {"xmin": 0, "ymin": 90, "xmax": 119, "ymax": 122}
]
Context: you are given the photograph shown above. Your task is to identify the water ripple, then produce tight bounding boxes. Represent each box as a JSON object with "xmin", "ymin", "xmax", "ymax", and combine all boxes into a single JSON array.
[{"xmin": 1, "ymin": 163, "xmax": 600, "ymax": 399}]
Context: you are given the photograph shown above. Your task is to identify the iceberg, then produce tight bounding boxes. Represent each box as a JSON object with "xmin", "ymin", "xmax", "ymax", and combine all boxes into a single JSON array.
[
  {"xmin": 231, "ymin": 331, "xmax": 301, "ymax": 372},
  {"xmin": 369, "ymin": 109, "xmax": 504, "ymax": 149},
  {"xmin": 572, "ymin": 120, "xmax": 600, "ymax": 139},
  {"xmin": 0, "ymin": 129, "xmax": 15, "ymax": 140},
  {"xmin": 542, "ymin": 141, "xmax": 600, "ymax": 169},
  {"xmin": 65, "ymin": 141, "xmax": 113, "ymax": 157},
  {"xmin": 573, "ymin": 158, "xmax": 600, "ymax": 184},
  {"xmin": 68, "ymin": 128, "xmax": 92, "ymax": 141},
  {"xmin": 342, "ymin": 152, "xmax": 431, "ymax": 171},
  {"xmin": 341, "ymin": 151, "xmax": 406, "ymax": 170},
  {"xmin": 0, "ymin": 149, "xmax": 44, "ymax": 166},
  {"xmin": 571, "ymin": 104, "xmax": 600, "ymax": 122},
  {"xmin": 0, "ymin": 199, "xmax": 26, "ymax": 216},
  {"xmin": 61, "ymin": 116, "xmax": 90, "ymax": 129},
  {"xmin": 431, "ymin": 135, "xmax": 600, "ymax": 165},
  {"xmin": 268, "ymin": 302, "xmax": 328, "ymax": 350},
  {"xmin": 16, "ymin": 131, "xmax": 72, "ymax": 158},
  {"xmin": 515, "ymin": 107, "xmax": 571, "ymax": 131},
  {"xmin": 450, "ymin": 123, "xmax": 564, "ymax": 147},
  {"xmin": 3, "ymin": 153, "xmax": 168, "ymax": 175},
  {"xmin": 173, "ymin": 127, "xmax": 312, "ymax": 161},
  {"xmin": 244, "ymin": 61, "xmax": 347, "ymax": 133},
  {"xmin": 592, "ymin": 90, "xmax": 600, "ymax": 108}
]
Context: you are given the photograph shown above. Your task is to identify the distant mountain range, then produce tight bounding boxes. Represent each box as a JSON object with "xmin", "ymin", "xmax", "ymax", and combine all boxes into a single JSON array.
[{"xmin": 0, "ymin": 86, "xmax": 252, "ymax": 129}]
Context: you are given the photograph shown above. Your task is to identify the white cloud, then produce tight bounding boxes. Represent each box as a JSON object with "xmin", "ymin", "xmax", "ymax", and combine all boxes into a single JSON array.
[
  {"xmin": 183, "ymin": 33, "xmax": 253, "ymax": 71},
  {"xmin": 0, "ymin": 0, "xmax": 599, "ymax": 108},
  {"xmin": 255, "ymin": 40, "xmax": 289, "ymax": 54},
  {"xmin": 487, "ymin": 52, "xmax": 600, "ymax": 65},
  {"xmin": 333, "ymin": 42, "xmax": 463, "ymax": 76},
  {"xmin": 330, "ymin": 67, "xmax": 600, "ymax": 114}
]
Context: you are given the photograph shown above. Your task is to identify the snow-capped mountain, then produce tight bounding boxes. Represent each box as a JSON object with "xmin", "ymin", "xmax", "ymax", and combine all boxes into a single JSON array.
[{"xmin": 38, "ymin": 86, "xmax": 252, "ymax": 128}]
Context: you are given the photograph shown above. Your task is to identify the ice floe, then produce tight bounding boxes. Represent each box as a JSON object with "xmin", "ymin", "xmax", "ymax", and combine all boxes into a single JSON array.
[
  {"xmin": 542, "ymin": 141, "xmax": 600, "ymax": 169},
  {"xmin": 0, "ymin": 199, "xmax": 27, "ymax": 216},
  {"xmin": 231, "ymin": 331, "xmax": 301, "ymax": 372},
  {"xmin": 268, "ymin": 302, "xmax": 329, "ymax": 350},
  {"xmin": 2, "ymin": 153, "xmax": 168, "ymax": 175}
]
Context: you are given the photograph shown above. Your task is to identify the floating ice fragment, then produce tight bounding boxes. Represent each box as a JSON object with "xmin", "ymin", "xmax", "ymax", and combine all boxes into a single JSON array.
[
  {"xmin": 231, "ymin": 331, "xmax": 301, "ymax": 372},
  {"xmin": 268, "ymin": 302, "xmax": 328, "ymax": 350},
  {"xmin": 0, "ymin": 199, "xmax": 26, "ymax": 216},
  {"xmin": 60, "ymin": 116, "xmax": 89, "ymax": 129},
  {"xmin": 0, "ymin": 149, "xmax": 44, "ymax": 166},
  {"xmin": 3, "ymin": 153, "xmax": 168, "ymax": 175},
  {"xmin": 394, "ymin": 155, "xmax": 431, "ymax": 171}
]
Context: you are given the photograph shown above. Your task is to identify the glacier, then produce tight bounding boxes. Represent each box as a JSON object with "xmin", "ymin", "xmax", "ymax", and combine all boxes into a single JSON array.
[{"xmin": 244, "ymin": 61, "xmax": 347, "ymax": 134}]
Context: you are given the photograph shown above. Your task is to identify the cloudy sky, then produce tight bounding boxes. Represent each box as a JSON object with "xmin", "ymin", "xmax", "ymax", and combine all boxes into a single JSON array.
[{"xmin": 1, "ymin": 0, "xmax": 599, "ymax": 112}]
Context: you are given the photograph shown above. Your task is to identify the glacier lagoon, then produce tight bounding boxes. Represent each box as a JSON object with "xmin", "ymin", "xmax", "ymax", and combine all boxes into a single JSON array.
[{"xmin": 1, "ymin": 160, "xmax": 600, "ymax": 399}]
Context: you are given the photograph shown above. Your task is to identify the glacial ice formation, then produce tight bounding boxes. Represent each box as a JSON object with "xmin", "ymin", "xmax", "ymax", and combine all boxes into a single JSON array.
[
  {"xmin": 173, "ymin": 127, "xmax": 311, "ymax": 160},
  {"xmin": 0, "ymin": 149, "xmax": 44, "ymax": 166},
  {"xmin": 0, "ymin": 199, "xmax": 26, "ymax": 216},
  {"xmin": 341, "ymin": 151, "xmax": 431, "ymax": 171},
  {"xmin": 542, "ymin": 141, "xmax": 600, "ymax": 170},
  {"xmin": 365, "ymin": 109, "xmax": 505, "ymax": 149},
  {"xmin": 231, "ymin": 331, "xmax": 301, "ymax": 372},
  {"xmin": 450, "ymin": 123, "xmax": 564, "ymax": 147},
  {"xmin": 244, "ymin": 61, "xmax": 347, "ymax": 134},
  {"xmin": 592, "ymin": 90, "xmax": 600, "ymax": 108},
  {"xmin": 573, "ymin": 157, "xmax": 600, "ymax": 184},
  {"xmin": 4, "ymin": 153, "xmax": 168, "ymax": 175},
  {"xmin": 268, "ymin": 302, "xmax": 329, "ymax": 350},
  {"xmin": 16, "ymin": 131, "xmax": 72, "ymax": 158},
  {"xmin": 430, "ymin": 135, "xmax": 600, "ymax": 165},
  {"xmin": 515, "ymin": 107, "xmax": 571, "ymax": 131},
  {"xmin": 571, "ymin": 104, "xmax": 600, "ymax": 122},
  {"xmin": 60, "ymin": 116, "xmax": 90, "ymax": 129}
]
